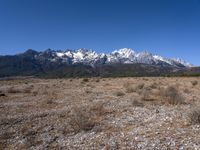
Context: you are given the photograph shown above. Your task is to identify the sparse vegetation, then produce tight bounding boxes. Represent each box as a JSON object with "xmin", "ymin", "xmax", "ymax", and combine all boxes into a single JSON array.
[
  {"xmin": 85, "ymin": 88, "xmax": 92, "ymax": 94},
  {"xmin": 123, "ymin": 82, "xmax": 135, "ymax": 93},
  {"xmin": 191, "ymin": 80, "xmax": 198, "ymax": 86},
  {"xmin": 6, "ymin": 86, "xmax": 33, "ymax": 94},
  {"xmin": 132, "ymin": 99, "xmax": 144, "ymax": 107},
  {"xmin": 184, "ymin": 88, "xmax": 190, "ymax": 94},
  {"xmin": 189, "ymin": 108, "xmax": 200, "ymax": 124},
  {"xmin": 162, "ymin": 86, "xmax": 184, "ymax": 105},
  {"xmin": 96, "ymin": 79, "xmax": 100, "ymax": 82},
  {"xmin": 137, "ymin": 83, "xmax": 145, "ymax": 90},
  {"xmin": 70, "ymin": 103, "xmax": 106, "ymax": 132},
  {"xmin": 115, "ymin": 91, "xmax": 125, "ymax": 96},
  {"xmin": 141, "ymin": 88, "xmax": 156, "ymax": 101},
  {"xmin": 83, "ymin": 78, "xmax": 89, "ymax": 82},
  {"xmin": 0, "ymin": 93, "xmax": 6, "ymax": 97},
  {"xmin": 0, "ymin": 77, "xmax": 200, "ymax": 149}
]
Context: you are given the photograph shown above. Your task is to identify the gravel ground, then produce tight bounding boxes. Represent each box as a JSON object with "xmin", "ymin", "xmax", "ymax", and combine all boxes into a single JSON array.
[{"xmin": 0, "ymin": 77, "xmax": 200, "ymax": 149}]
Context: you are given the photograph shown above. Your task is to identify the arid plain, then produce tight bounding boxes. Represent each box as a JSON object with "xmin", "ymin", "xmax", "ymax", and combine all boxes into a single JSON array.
[{"xmin": 0, "ymin": 77, "xmax": 200, "ymax": 149}]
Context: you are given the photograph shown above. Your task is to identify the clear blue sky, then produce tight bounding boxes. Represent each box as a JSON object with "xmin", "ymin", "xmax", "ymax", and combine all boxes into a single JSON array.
[{"xmin": 0, "ymin": 0, "xmax": 200, "ymax": 65}]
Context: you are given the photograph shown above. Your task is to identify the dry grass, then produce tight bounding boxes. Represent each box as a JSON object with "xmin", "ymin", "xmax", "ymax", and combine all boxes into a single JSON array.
[
  {"xmin": 6, "ymin": 85, "xmax": 33, "ymax": 94},
  {"xmin": 136, "ymin": 83, "xmax": 145, "ymax": 90},
  {"xmin": 123, "ymin": 82, "xmax": 135, "ymax": 93},
  {"xmin": 82, "ymin": 78, "xmax": 89, "ymax": 82},
  {"xmin": 115, "ymin": 91, "xmax": 125, "ymax": 96},
  {"xmin": 132, "ymin": 99, "xmax": 144, "ymax": 107},
  {"xmin": 189, "ymin": 108, "xmax": 200, "ymax": 124},
  {"xmin": 70, "ymin": 102, "xmax": 107, "ymax": 132},
  {"xmin": 191, "ymin": 80, "xmax": 198, "ymax": 86},
  {"xmin": 162, "ymin": 86, "xmax": 184, "ymax": 105},
  {"xmin": 140, "ymin": 86, "xmax": 159, "ymax": 102},
  {"xmin": 0, "ymin": 77, "xmax": 200, "ymax": 149}
]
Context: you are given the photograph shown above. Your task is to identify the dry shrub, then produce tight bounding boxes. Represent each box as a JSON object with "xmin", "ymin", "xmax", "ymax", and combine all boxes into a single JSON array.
[
  {"xmin": 126, "ymin": 86, "xmax": 135, "ymax": 93},
  {"xmin": 23, "ymin": 86, "xmax": 33, "ymax": 93},
  {"xmin": 70, "ymin": 102, "xmax": 106, "ymax": 132},
  {"xmin": 85, "ymin": 88, "xmax": 92, "ymax": 94},
  {"xmin": 141, "ymin": 88, "xmax": 156, "ymax": 101},
  {"xmin": 123, "ymin": 82, "xmax": 135, "ymax": 93},
  {"xmin": 7, "ymin": 87, "xmax": 21, "ymax": 93},
  {"xmin": 191, "ymin": 80, "xmax": 198, "ymax": 86},
  {"xmin": 6, "ymin": 86, "xmax": 33, "ymax": 94},
  {"xmin": 0, "ymin": 90, "xmax": 6, "ymax": 97},
  {"xmin": 0, "ymin": 93, "xmax": 6, "ymax": 97},
  {"xmin": 137, "ymin": 83, "xmax": 145, "ymax": 90},
  {"xmin": 115, "ymin": 91, "xmax": 125, "ymax": 97},
  {"xmin": 32, "ymin": 91, "xmax": 38, "ymax": 96},
  {"xmin": 189, "ymin": 108, "xmax": 200, "ymax": 124},
  {"xmin": 46, "ymin": 99, "xmax": 55, "ymax": 105},
  {"xmin": 96, "ymin": 79, "xmax": 100, "ymax": 82},
  {"xmin": 132, "ymin": 99, "xmax": 144, "ymax": 107},
  {"xmin": 90, "ymin": 102, "xmax": 107, "ymax": 116},
  {"xmin": 162, "ymin": 86, "xmax": 184, "ymax": 105},
  {"xmin": 41, "ymin": 99, "xmax": 58, "ymax": 109},
  {"xmin": 149, "ymin": 82, "xmax": 158, "ymax": 89},
  {"xmin": 82, "ymin": 78, "xmax": 89, "ymax": 82},
  {"xmin": 184, "ymin": 88, "xmax": 190, "ymax": 94},
  {"xmin": 143, "ymin": 78, "xmax": 149, "ymax": 81}
]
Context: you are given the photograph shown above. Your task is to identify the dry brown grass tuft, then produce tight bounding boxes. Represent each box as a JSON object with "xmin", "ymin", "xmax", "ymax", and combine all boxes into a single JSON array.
[
  {"xmin": 149, "ymin": 82, "xmax": 158, "ymax": 89},
  {"xmin": 191, "ymin": 80, "xmax": 198, "ymax": 86},
  {"xmin": 70, "ymin": 102, "xmax": 107, "ymax": 132},
  {"xmin": 123, "ymin": 82, "xmax": 135, "ymax": 93},
  {"xmin": 6, "ymin": 86, "xmax": 33, "ymax": 94},
  {"xmin": 7, "ymin": 87, "xmax": 22, "ymax": 93},
  {"xmin": 162, "ymin": 86, "xmax": 184, "ymax": 105},
  {"xmin": 141, "ymin": 88, "xmax": 156, "ymax": 101},
  {"xmin": 82, "ymin": 78, "xmax": 89, "ymax": 82},
  {"xmin": 189, "ymin": 108, "xmax": 200, "ymax": 124},
  {"xmin": 85, "ymin": 88, "xmax": 92, "ymax": 94},
  {"xmin": 137, "ymin": 83, "xmax": 145, "ymax": 90},
  {"xmin": 184, "ymin": 88, "xmax": 190, "ymax": 94},
  {"xmin": 115, "ymin": 91, "xmax": 125, "ymax": 97},
  {"xmin": 132, "ymin": 99, "xmax": 144, "ymax": 107}
]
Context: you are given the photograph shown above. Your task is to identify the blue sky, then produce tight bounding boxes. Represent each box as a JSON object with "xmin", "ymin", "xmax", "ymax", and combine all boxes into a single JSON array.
[{"xmin": 0, "ymin": 0, "xmax": 200, "ymax": 65}]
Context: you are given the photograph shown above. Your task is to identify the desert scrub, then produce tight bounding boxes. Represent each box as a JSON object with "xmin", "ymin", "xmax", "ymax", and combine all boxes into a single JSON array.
[
  {"xmin": 137, "ymin": 83, "xmax": 145, "ymax": 90},
  {"xmin": 95, "ymin": 79, "xmax": 100, "ymax": 82},
  {"xmin": 141, "ymin": 87, "xmax": 156, "ymax": 101},
  {"xmin": 70, "ymin": 103, "xmax": 106, "ymax": 132},
  {"xmin": 115, "ymin": 91, "xmax": 125, "ymax": 96},
  {"xmin": 189, "ymin": 108, "xmax": 200, "ymax": 124},
  {"xmin": 6, "ymin": 85, "xmax": 33, "ymax": 94},
  {"xmin": 123, "ymin": 82, "xmax": 135, "ymax": 93},
  {"xmin": 191, "ymin": 80, "xmax": 198, "ymax": 86},
  {"xmin": 82, "ymin": 78, "xmax": 89, "ymax": 82},
  {"xmin": 132, "ymin": 99, "xmax": 144, "ymax": 107},
  {"xmin": 162, "ymin": 86, "xmax": 184, "ymax": 105}
]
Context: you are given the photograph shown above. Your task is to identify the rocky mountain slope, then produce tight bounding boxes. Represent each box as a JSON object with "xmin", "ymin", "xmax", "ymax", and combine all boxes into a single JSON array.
[{"xmin": 0, "ymin": 48, "xmax": 196, "ymax": 78}]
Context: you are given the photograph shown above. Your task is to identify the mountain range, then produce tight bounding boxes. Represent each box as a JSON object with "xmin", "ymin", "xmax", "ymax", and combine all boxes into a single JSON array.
[
  {"xmin": 0, "ymin": 48, "xmax": 198, "ymax": 78},
  {"xmin": 27, "ymin": 48, "xmax": 192, "ymax": 67}
]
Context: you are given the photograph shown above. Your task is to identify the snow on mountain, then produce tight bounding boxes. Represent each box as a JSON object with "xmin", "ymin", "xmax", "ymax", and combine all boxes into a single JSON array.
[
  {"xmin": 39, "ymin": 48, "xmax": 192, "ymax": 67},
  {"xmin": 172, "ymin": 58, "xmax": 193, "ymax": 67}
]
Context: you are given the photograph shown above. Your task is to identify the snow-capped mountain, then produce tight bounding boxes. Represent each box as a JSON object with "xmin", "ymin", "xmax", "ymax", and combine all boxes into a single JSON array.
[
  {"xmin": 38, "ymin": 48, "xmax": 192, "ymax": 67},
  {"xmin": 0, "ymin": 48, "xmax": 196, "ymax": 78}
]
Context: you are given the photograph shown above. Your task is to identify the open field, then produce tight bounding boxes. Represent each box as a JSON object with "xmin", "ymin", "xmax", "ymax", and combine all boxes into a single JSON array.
[{"xmin": 0, "ymin": 77, "xmax": 200, "ymax": 149}]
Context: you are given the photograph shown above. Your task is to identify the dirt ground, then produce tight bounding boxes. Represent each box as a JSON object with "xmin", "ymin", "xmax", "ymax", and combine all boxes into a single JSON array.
[{"xmin": 0, "ymin": 77, "xmax": 200, "ymax": 150}]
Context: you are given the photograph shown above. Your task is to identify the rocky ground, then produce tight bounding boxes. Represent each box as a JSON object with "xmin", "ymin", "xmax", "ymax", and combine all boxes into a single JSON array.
[{"xmin": 0, "ymin": 77, "xmax": 200, "ymax": 150}]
